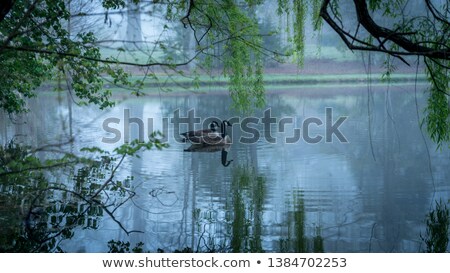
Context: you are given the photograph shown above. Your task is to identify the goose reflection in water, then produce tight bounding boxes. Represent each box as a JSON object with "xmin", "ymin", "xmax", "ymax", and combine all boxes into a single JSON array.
[{"xmin": 183, "ymin": 146, "xmax": 233, "ymax": 167}]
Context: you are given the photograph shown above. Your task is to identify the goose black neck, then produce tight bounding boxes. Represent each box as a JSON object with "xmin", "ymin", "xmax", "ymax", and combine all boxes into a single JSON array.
[
  {"xmin": 221, "ymin": 149, "xmax": 232, "ymax": 167},
  {"xmin": 221, "ymin": 121, "xmax": 227, "ymax": 137}
]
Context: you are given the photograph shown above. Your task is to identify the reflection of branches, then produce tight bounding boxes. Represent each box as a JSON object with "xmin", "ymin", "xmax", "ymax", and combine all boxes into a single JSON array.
[
  {"xmin": 149, "ymin": 187, "xmax": 179, "ymax": 207},
  {"xmin": 0, "ymin": 161, "xmax": 78, "ymax": 177},
  {"xmin": 25, "ymin": 186, "xmax": 93, "ymax": 249},
  {"xmin": 197, "ymin": 222, "xmax": 211, "ymax": 252},
  {"xmin": 1, "ymin": 139, "xmax": 168, "ymax": 251},
  {"xmin": 26, "ymin": 183, "xmax": 142, "ymax": 239},
  {"xmin": 91, "ymin": 154, "xmax": 126, "ymax": 199}
]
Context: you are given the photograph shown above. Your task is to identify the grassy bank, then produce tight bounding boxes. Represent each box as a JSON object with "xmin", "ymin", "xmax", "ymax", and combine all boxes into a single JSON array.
[
  {"xmin": 40, "ymin": 72, "xmax": 428, "ymax": 95},
  {"xmin": 113, "ymin": 73, "xmax": 428, "ymax": 92}
]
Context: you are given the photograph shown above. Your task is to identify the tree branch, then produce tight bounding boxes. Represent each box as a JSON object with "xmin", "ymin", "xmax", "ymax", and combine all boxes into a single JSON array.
[
  {"xmin": 0, "ymin": 0, "xmax": 13, "ymax": 23},
  {"xmin": 352, "ymin": 0, "xmax": 449, "ymax": 60},
  {"xmin": 320, "ymin": 0, "xmax": 450, "ymax": 61},
  {"xmin": 424, "ymin": 0, "xmax": 450, "ymax": 28},
  {"xmin": 0, "ymin": 0, "xmax": 41, "ymax": 51},
  {"xmin": 2, "ymin": 44, "xmax": 202, "ymax": 67},
  {"xmin": 181, "ymin": 0, "xmax": 195, "ymax": 28}
]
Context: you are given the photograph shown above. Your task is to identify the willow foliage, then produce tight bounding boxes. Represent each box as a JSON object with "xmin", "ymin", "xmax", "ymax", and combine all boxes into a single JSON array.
[
  {"xmin": 321, "ymin": 0, "xmax": 449, "ymax": 147},
  {"xmin": 0, "ymin": 0, "xmax": 133, "ymax": 114},
  {"xmin": 424, "ymin": 59, "xmax": 450, "ymax": 148}
]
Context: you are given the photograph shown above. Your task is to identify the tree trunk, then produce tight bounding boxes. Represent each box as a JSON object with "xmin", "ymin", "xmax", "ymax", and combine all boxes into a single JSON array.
[{"xmin": 126, "ymin": 0, "xmax": 142, "ymax": 50}]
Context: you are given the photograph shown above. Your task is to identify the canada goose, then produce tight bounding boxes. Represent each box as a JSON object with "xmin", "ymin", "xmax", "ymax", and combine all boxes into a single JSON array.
[
  {"xmin": 180, "ymin": 121, "xmax": 220, "ymax": 143},
  {"xmin": 199, "ymin": 120, "xmax": 232, "ymax": 146}
]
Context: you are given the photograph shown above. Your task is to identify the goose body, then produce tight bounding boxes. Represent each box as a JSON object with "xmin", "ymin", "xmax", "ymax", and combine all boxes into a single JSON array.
[
  {"xmin": 187, "ymin": 120, "xmax": 232, "ymax": 146},
  {"xmin": 180, "ymin": 121, "xmax": 219, "ymax": 144}
]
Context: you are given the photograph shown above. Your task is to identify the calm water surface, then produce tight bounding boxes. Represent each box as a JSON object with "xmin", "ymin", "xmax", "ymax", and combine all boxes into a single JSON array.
[{"xmin": 1, "ymin": 84, "xmax": 449, "ymax": 252}]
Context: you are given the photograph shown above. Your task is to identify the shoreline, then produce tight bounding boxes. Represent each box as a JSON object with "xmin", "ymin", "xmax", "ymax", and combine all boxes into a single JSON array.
[{"xmin": 38, "ymin": 72, "xmax": 428, "ymax": 95}]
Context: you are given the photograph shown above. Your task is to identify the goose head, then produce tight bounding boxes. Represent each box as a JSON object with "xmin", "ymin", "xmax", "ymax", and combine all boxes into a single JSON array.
[{"xmin": 209, "ymin": 121, "xmax": 220, "ymax": 131}]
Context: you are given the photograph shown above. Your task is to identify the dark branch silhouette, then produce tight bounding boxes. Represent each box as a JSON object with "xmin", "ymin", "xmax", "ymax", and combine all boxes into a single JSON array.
[
  {"xmin": 320, "ymin": 0, "xmax": 450, "ymax": 63},
  {"xmin": 0, "ymin": 0, "xmax": 13, "ymax": 23}
]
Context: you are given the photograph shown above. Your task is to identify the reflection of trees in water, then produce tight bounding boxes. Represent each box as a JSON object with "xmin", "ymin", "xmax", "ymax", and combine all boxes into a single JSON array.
[
  {"xmin": 3, "ymin": 89, "xmax": 445, "ymax": 253},
  {"xmin": 228, "ymin": 165, "xmax": 266, "ymax": 253},
  {"xmin": 184, "ymin": 163, "xmax": 267, "ymax": 253},
  {"xmin": 0, "ymin": 138, "xmax": 164, "ymax": 252},
  {"xmin": 189, "ymin": 164, "xmax": 324, "ymax": 253},
  {"xmin": 157, "ymin": 92, "xmax": 297, "ymax": 125},
  {"xmin": 348, "ymin": 88, "xmax": 436, "ymax": 252},
  {"xmin": 0, "ymin": 160, "xmax": 106, "ymax": 251},
  {"xmin": 279, "ymin": 189, "xmax": 324, "ymax": 253}
]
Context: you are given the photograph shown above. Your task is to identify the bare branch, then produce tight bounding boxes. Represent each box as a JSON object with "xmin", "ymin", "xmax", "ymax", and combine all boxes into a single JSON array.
[
  {"xmin": 2, "ymin": 44, "xmax": 202, "ymax": 67},
  {"xmin": 180, "ymin": 0, "xmax": 195, "ymax": 29},
  {"xmin": 425, "ymin": 0, "xmax": 450, "ymax": 28},
  {"xmin": 320, "ymin": 0, "xmax": 450, "ymax": 62},
  {"xmin": 352, "ymin": 0, "xmax": 449, "ymax": 59}
]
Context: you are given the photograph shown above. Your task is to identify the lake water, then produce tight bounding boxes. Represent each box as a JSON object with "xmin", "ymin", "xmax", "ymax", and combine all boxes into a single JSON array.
[{"xmin": 1, "ymin": 83, "xmax": 449, "ymax": 252}]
